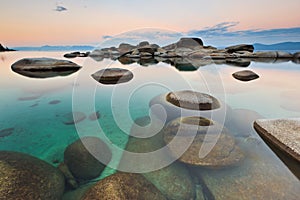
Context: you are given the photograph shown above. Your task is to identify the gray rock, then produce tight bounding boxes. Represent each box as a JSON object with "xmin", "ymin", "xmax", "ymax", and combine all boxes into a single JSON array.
[
  {"xmin": 0, "ymin": 128, "xmax": 14, "ymax": 138},
  {"xmin": 11, "ymin": 58, "xmax": 82, "ymax": 78},
  {"xmin": 232, "ymin": 70, "xmax": 259, "ymax": 82},
  {"xmin": 64, "ymin": 137, "xmax": 112, "ymax": 180},
  {"xmin": 82, "ymin": 173, "xmax": 167, "ymax": 200},
  {"xmin": 91, "ymin": 68, "xmax": 134, "ymax": 84},
  {"xmin": 0, "ymin": 151, "xmax": 65, "ymax": 200},
  {"xmin": 166, "ymin": 90, "xmax": 221, "ymax": 110},
  {"xmin": 176, "ymin": 37, "xmax": 204, "ymax": 48},
  {"xmin": 225, "ymin": 44, "xmax": 254, "ymax": 53},
  {"xmin": 292, "ymin": 52, "xmax": 300, "ymax": 64},
  {"xmin": 118, "ymin": 43, "xmax": 136, "ymax": 54},
  {"xmin": 62, "ymin": 112, "xmax": 86, "ymax": 125},
  {"xmin": 254, "ymin": 118, "xmax": 300, "ymax": 163},
  {"xmin": 138, "ymin": 41, "xmax": 150, "ymax": 47}
]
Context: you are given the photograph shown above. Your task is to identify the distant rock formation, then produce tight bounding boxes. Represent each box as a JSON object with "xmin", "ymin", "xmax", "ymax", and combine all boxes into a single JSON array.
[{"xmin": 0, "ymin": 43, "xmax": 15, "ymax": 52}]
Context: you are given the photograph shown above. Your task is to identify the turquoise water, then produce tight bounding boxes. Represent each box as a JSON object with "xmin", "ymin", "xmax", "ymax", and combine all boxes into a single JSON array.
[{"xmin": 1, "ymin": 51, "xmax": 300, "ymax": 198}]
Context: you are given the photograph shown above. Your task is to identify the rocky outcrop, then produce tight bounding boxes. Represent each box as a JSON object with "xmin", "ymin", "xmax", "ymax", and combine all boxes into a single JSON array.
[
  {"xmin": 0, "ymin": 44, "xmax": 15, "ymax": 52},
  {"xmin": 232, "ymin": 70, "xmax": 260, "ymax": 82},
  {"xmin": 0, "ymin": 151, "xmax": 65, "ymax": 199},
  {"xmin": 11, "ymin": 58, "xmax": 82, "ymax": 78},
  {"xmin": 64, "ymin": 137, "xmax": 112, "ymax": 181}
]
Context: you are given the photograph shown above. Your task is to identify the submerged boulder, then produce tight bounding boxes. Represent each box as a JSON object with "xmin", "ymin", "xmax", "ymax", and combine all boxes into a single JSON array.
[
  {"xmin": 163, "ymin": 117, "xmax": 244, "ymax": 168},
  {"xmin": 82, "ymin": 173, "xmax": 166, "ymax": 200},
  {"xmin": 11, "ymin": 58, "xmax": 82, "ymax": 78},
  {"xmin": 232, "ymin": 70, "xmax": 260, "ymax": 82},
  {"xmin": 62, "ymin": 112, "xmax": 87, "ymax": 125},
  {"xmin": 64, "ymin": 137, "xmax": 112, "ymax": 181},
  {"xmin": 91, "ymin": 68, "xmax": 134, "ymax": 84},
  {"xmin": 0, "ymin": 151, "xmax": 65, "ymax": 199}
]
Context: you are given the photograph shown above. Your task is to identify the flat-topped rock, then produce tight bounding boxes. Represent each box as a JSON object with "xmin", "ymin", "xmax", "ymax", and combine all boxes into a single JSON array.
[
  {"xmin": 91, "ymin": 68, "xmax": 134, "ymax": 84},
  {"xmin": 82, "ymin": 173, "xmax": 166, "ymax": 200},
  {"xmin": 163, "ymin": 117, "xmax": 244, "ymax": 168},
  {"xmin": 232, "ymin": 70, "xmax": 260, "ymax": 82},
  {"xmin": 254, "ymin": 118, "xmax": 300, "ymax": 162},
  {"xmin": 11, "ymin": 58, "xmax": 82, "ymax": 78},
  {"xmin": 166, "ymin": 90, "xmax": 221, "ymax": 110}
]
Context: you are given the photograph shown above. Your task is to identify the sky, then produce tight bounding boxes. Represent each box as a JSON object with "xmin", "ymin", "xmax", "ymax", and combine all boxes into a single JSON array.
[{"xmin": 1, "ymin": 0, "xmax": 300, "ymax": 47}]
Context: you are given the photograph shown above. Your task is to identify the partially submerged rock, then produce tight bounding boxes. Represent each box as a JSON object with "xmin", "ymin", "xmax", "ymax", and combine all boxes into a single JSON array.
[
  {"xmin": 11, "ymin": 58, "xmax": 82, "ymax": 78},
  {"xmin": 64, "ymin": 52, "xmax": 90, "ymax": 58},
  {"xmin": 293, "ymin": 52, "xmax": 300, "ymax": 64},
  {"xmin": 64, "ymin": 137, "xmax": 112, "ymax": 181},
  {"xmin": 82, "ymin": 173, "xmax": 167, "ymax": 200},
  {"xmin": 232, "ymin": 70, "xmax": 260, "ymax": 82},
  {"xmin": 91, "ymin": 68, "xmax": 134, "ymax": 84},
  {"xmin": 0, "ymin": 151, "xmax": 65, "ymax": 199},
  {"xmin": 254, "ymin": 118, "xmax": 300, "ymax": 163},
  {"xmin": 62, "ymin": 112, "xmax": 86, "ymax": 125},
  {"xmin": 225, "ymin": 44, "xmax": 254, "ymax": 53},
  {"xmin": 166, "ymin": 90, "xmax": 221, "ymax": 110},
  {"xmin": 163, "ymin": 117, "xmax": 244, "ymax": 168}
]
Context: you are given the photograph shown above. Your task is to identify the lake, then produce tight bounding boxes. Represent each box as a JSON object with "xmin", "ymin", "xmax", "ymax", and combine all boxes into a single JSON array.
[{"xmin": 0, "ymin": 50, "xmax": 300, "ymax": 199}]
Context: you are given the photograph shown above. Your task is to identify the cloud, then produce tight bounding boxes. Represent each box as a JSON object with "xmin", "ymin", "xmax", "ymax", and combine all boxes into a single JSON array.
[{"xmin": 54, "ymin": 6, "xmax": 68, "ymax": 12}]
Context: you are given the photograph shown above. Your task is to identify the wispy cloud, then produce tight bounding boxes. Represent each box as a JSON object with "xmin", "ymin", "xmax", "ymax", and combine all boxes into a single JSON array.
[{"xmin": 54, "ymin": 6, "xmax": 68, "ymax": 12}]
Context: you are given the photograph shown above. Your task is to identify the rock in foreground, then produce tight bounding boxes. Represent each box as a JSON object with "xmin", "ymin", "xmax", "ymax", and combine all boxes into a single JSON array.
[
  {"xmin": 91, "ymin": 68, "xmax": 134, "ymax": 84},
  {"xmin": 254, "ymin": 118, "xmax": 300, "ymax": 163},
  {"xmin": 0, "ymin": 151, "xmax": 65, "ymax": 199},
  {"xmin": 11, "ymin": 58, "xmax": 82, "ymax": 78},
  {"xmin": 82, "ymin": 173, "xmax": 166, "ymax": 200},
  {"xmin": 64, "ymin": 137, "xmax": 112, "ymax": 181}
]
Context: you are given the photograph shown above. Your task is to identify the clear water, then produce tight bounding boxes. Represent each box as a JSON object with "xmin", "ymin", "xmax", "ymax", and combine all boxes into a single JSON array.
[{"xmin": 1, "ymin": 51, "xmax": 300, "ymax": 199}]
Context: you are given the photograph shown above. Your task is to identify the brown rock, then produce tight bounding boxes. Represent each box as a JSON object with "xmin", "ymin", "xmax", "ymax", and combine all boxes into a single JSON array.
[
  {"xmin": 91, "ymin": 68, "xmax": 134, "ymax": 85},
  {"xmin": 82, "ymin": 173, "xmax": 167, "ymax": 200},
  {"xmin": 0, "ymin": 151, "xmax": 65, "ymax": 200},
  {"xmin": 232, "ymin": 70, "xmax": 259, "ymax": 82}
]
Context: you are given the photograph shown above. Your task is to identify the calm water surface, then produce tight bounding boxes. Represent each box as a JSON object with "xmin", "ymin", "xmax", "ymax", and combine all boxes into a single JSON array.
[{"xmin": 0, "ymin": 51, "xmax": 299, "ymax": 199}]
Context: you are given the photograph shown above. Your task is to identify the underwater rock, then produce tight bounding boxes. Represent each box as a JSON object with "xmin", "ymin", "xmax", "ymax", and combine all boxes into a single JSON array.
[
  {"xmin": 163, "ymin": 117, "xmax": 244, "ymax": 168},
  {"xmin": 166, "ymin": 90, "xmax": 221, "ymax": 111},
  {"xmin": 49, "ymin": 100, "xmax": 61, "ymax": 105},
  {"xmin": 11, "ymin": 58, "xmax": 82, "ymax": 78},
  {"xmin": 91, "ymin": 68, "xmax": 134, "ymax": 85},
  {"xmin": 64, "ymin": 137, "xmax": 112, "ymax": 181},
  {"xmin": 119, "ymin": 116, "xmax": 196, "ymax": 200},
  {"xmin": 88, "ymin": 111, "xmax": 101, "ymax": 121},
  {"xmin": 232, "ymin": 70, "xmax": 259, "ymax": 82},
  {"xmin": 254, "ymin": 118, "xmax": 300, "ymax": 163},
  {"xmin": 0, "ymin": 151, "xmax": 65, "ymax": 199},
  {"xmin": 82, "ymin": 173, "xmax": 166, "ymax": 200},
  {"xmin": 18, "ymin": 93, "xmax": 42, "ymax": 101},
  {"xmin": 62, "ymin": 112, "xmax": 86, "ymax": 125},
  {"xmin": 58, "ymin": 162, "xmax": 78, "ymax": 189},
  {"xmin": 225, "ymin": 44, "xmax": 254, "ymax": 53},
  {"xmin": 0, "ymin": 128, "xmax": 14, "ymax": 138}
]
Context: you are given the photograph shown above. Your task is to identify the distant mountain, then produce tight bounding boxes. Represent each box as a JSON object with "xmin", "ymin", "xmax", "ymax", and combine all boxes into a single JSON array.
[
  {"xmin": 0, "ymin": 43, "xmax": 15, "ymax": 52},
  {"xmin": 253, "ymin": 42, "xmax": 300, "ymax": 50},
  {"xmin": 13, "ymin": 45, "xmax": 95, "ymax": 51}
]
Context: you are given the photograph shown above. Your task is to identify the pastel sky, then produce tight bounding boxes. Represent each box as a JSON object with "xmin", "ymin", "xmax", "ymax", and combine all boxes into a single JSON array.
[{"xmin": 1, "ymin": 0, "xmax": 300, "ymax": 46}]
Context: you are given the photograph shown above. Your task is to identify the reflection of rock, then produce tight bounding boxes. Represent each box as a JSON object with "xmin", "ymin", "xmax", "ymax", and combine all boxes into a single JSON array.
[
  {"xmin": 226, "ymin": 58, "xmax": 251, "ymax": 67},
  {"xmin": 254, "ymin": 119, "xmax": 300, "ymax": 163},
  {"xmin": 82, "ymin": 173, "xmax": 166, "ymax": 200},
  {"xmin": 232, "ymin": 70, "xmax": 259, "ymax": 82},
  {"xmin": 225, "ymin": 44, "xmax": 254, "ymax": 53},
  {"xmin": 0, "ymin": 151, "xmax": 65, "ymax": 199},
  {"xmin": 119, "ymin": 116, "xmax": 196, "ymax": 200},
  {"xmin": 11, "ymin": 58, "xmax": 81, "ymax": 78},
  {"xmin": 166, "ymin": 90, "xmax": 221, "ymax": 111},
  {"xmin": 64, "ymin": 137, "xmax": 112, "ymax": 181},
  {"xmin": 62, "ymin": 112, "xmax": 86, "ymax": 125},
  {"xmin": 293, "ymin": 52, "xmax": 300, "ymax": 64},
  {"xmin": 91, "ymin": 68, "xmax": 134, "ymax": 84},
  {"xmin": 163, "ymin": 117, "xmax": 244, "ymax": 168}
]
